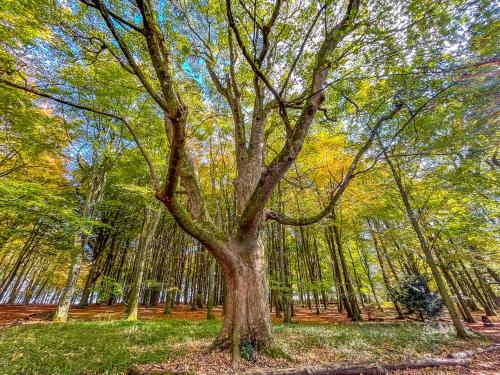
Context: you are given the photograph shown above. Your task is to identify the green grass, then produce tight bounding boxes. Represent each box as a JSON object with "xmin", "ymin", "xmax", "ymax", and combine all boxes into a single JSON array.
[
  {"xmin": 0, "ymin": 320, "xmax": 220, "ymax": 375},
  {"xmin": 0, "ymin": 320, "xmax": 488, "ymax": 375},
  {"xmin": 274, "ymin": 322, "xmax": 486, "ymax": 362}
]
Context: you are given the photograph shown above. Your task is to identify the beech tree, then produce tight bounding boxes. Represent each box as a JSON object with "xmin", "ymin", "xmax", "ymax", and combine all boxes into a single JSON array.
[{"xmin": 1, "ymin": 0, "xmax": 496, "ymax": 363}]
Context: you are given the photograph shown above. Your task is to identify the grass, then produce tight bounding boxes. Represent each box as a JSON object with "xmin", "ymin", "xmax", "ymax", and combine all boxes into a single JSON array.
[
  {"xmin": 0, "ymin": 319, "xmax": 220, "ymax": 375},
  {"xmin": 274, "ymin": 322, "xmax": 487, "ymax": 363},
  {"xmin": 0, "ymin": 320, "xmax": 488, "ymax": 375}
]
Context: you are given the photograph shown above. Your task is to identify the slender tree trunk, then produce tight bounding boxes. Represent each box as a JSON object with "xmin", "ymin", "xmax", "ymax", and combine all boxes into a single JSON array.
[
  {"xmin": 52, "ymin": 158, "xmax": 110, "ymax": 320},
  {"xmin": 458, "ymin": 262, "xmax": 495, "ymax": 315},
  {"xmin": 278, "ymin": 223, "xmax": 291, "ymax": 322},
  {"xmin": 437, "ymin": 257, "xmax": 475, "ymax": 323},
  {"xmin": 452, "ymin": 269, "xmax": 481, "ymax": 312},
  {"xmin": 371, "ymin": 227, "xmax": 403, "ymax": 317},
  {"xmin": 347, "ymin": 243, "xmax": 365, "ymax": 309},
  {"xmin": 332, "ymin": 217, "xmax": 361, "ymax": 321},
  {"xmin": 473, "ymin": 267, "xmax": 497, "ymax": 315},
  {"xmin": 7, "ymin": 260, "xmax": 34, "ymax": 304},
  {"xmin": 126, "ymin": 208, "xmax": 160, "ymax": 320},
  {"xmin": 190, "ymin": 252, "xmax": 198, "ymax": 311},
  {"xmin": 325, "ymin": 227, "xmax": 350, "ymax": 315},
  {"xmin": 52, "ymin": 242, "xmax": 82, "ymax": 321},
  {"xmin": 486, "ymin": 267, "xmax": 500, "ymax": 284},
  {"xmin": 79, "ymin": 266, "xmax": 96, "ymax": 307},
  {"xmin": 383, "ymin": 151, "xmax": 466, "ymax": 338},
  {"xmin": 0, "ymin": 224, "xmax": 41, "ymax": 300},
  {"xmin": 357, "ymin": 244, "xmax": 383, "ymax": 311},
  {"xmin": 207, "ymin": 256, "xmax": 216, "ymax": 319}
]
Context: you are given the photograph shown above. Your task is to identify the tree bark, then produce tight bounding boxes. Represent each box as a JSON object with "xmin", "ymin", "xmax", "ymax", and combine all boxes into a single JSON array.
[
  {"xmin": 207, "ymin": 256, "xmax": 217, "ymax": 320},
  {"xmin": 208, "ymin": 236, "xmax": 273, "ymax": 363},
  {"xmin": 383, "ymin": 149, "xmax": 466, "ymax": 338},
  {"xmin": 332, "ymin": 215, "xmax": 362, "ymax": 321},
  {"xmin": 126, "ymin": 207, "xmax": 161, "ymax": 320},
  {"xmin": 51, "ymin": 243, "xmax": 82, "ymax": 322}
]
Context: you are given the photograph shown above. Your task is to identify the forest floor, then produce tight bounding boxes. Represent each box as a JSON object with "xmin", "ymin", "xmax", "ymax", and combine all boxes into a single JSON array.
[{"xmin": 0, "ymin": 303, "xmax": 498, "ymax": 374}]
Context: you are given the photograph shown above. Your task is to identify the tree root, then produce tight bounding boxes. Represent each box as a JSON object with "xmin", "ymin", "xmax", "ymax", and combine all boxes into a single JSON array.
[{"xmin": 207, "ymin": 336, "xmax": 231, "ymax": 352}]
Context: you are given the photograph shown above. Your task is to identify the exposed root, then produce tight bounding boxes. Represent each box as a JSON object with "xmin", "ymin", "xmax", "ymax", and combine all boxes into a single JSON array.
[{"xmin": 207, "ymin": 336, "xmax": 231, "ymax": 352}]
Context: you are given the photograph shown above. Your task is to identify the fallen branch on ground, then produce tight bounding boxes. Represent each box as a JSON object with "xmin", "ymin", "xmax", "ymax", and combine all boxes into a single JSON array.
[
  {"xmin": 242, "ymin": 343, "xmax": 500, "ymax": 375},
  {"xmin": 127, "ymin": 343, "xmax": 500, "ymax": 374}
]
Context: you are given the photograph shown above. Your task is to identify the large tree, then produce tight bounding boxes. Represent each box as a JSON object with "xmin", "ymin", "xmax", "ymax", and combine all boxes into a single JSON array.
[{"xmin": 1, "ymin": 0, "xmax": 493, "ymax": 362}]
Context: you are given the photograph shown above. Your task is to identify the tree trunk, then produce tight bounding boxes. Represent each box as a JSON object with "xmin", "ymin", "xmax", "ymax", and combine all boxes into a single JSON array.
[
  {"xmin": 207, "ymin": 256, "xmax": 216, "ymax": 320},
  {"xmin": 371, "ymin": 227, "xmax": 403, "ymax": 318},
  {"xmin": 473, "ymin": 267, "xmax": 497, "ymax": 315},
  {"xmin": 332, "ymin": 218, "xmax": 362, "ymax": 321},
  {"xmin": 52, "ymin": 158, "xmax": 110, "ymax": 318},
  {"xmin": 7, "ymin": 259, "xmax": 34, "ymax": 304},
  {"xmin": 458, "ymin": 261, "xmax": 495, "ymax": 315},
  {"xmin": 126, "ymin": 207, "xmax": 160, "ymax": 320},
  {"xmin": 486, "ymin": 267, "xmax": 500, "ymax": 284},
  {"xmin": 325, "ymin": 227, "xmax": 350, "ymax": 315},
  {"xmin": 357, "ymin": 244, "xmax": 383, "ymax": 311},
  {"xmin": 383, "ymin": 151, "xmax": 466, "ymax": 338},
  {"xmin": 436, "ymin": 255, "xmax": 475, "ymax": 323},
  {"xmin": 452, "ymin": 269, "xmax": 481, "ymax": 312},
  {"xmin": 278, "ymin": 226, "xmax": 291, "ymax": 322},
  {"xmin": 51, "ymin": 245, "xmax": 82, "ymax": 321},
  {"xmin": 210, "ymin": 237, "xmax": 273, "ymax": 363},
  {"xmin": 79, "ymin": 266, "xmax": 97, "ymax": 307}
]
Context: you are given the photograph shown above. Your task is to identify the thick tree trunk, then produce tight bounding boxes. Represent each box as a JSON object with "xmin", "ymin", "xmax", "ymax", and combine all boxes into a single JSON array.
[{"xmin": 209, "ymin": 237, "xmax": 273, "ymax": 363}]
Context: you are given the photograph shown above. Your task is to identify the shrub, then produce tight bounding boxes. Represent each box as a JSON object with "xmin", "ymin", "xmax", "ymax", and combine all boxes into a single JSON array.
[
  {"xmin": 390, "ymin": 275, "xmax": 443, "ymax": 321},
  {"xmin": 95, "ymin": 276, "xmax": 123, "ymax": 303}
]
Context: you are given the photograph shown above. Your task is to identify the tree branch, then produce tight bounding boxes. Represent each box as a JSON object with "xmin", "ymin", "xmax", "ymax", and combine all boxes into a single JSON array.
[
  {"xmin": 0, "ymin": 78, "xmax": 159, "ymax": 189},
  {"xmin": 78, "ymin": 0, "xmax": 145, "ymax": 34},
  {"xmin": 91, "ymin": 0, "xmax": 166, "ymax": 110},
  {"xmin": 239, "ymin": 0, "xmax": 361, "ymax": 230},
  {"xmin": 266, "ymin": 102, "xmax": 402, "ymax": 226}
]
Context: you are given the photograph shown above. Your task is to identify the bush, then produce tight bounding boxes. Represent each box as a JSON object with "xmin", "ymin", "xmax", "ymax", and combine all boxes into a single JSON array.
[
  {"xmin": 95, "ymin": 276, "xmax": 123, "ymax": 303},
  {"xmin": 390, "ymin": 275, "xmax": 443, "ymax": 321}
]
